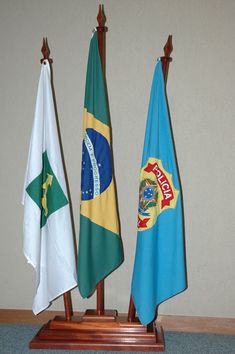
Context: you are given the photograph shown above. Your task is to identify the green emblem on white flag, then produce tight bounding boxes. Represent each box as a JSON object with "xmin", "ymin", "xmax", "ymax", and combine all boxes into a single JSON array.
[{"xmin": 26, "ymin": 151, "xmax": 68, "ymax": 227}]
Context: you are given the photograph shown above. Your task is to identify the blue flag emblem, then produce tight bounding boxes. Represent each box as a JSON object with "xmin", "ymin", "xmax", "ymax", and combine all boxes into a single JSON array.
[{"xmin": 81, "ymin": 128, "xmax": 112, "ymax": 200}]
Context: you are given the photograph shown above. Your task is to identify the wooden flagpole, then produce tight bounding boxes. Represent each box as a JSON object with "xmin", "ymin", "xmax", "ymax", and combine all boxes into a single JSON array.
[
  {"xmin": 41, "ymin": 37, "xmax": 73, "ymax": 322},
  {"xmin": 95, "ymin": 4, "xmax": 107, "ymax": 315}
]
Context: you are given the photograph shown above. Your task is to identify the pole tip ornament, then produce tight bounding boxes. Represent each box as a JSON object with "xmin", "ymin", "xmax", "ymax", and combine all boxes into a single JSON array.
[
  {"xmin": 97, "ymin": 4, "xmax": 107, "ymax": 32},
  {"xmin": 161, "ymin": 35, "xmax": 173, "ymax": 62},
  {"xmin": 40, "ymin": 37, "xmax": 53, "ymax": 64}
]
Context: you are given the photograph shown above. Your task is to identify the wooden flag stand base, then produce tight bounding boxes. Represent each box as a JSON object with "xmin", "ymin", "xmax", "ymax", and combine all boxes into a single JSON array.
[
  {"xmin": 29, "ymin": 310, "xmax": 164, "ymax": 351},
  {"xmin": 29, "ymin": 6, "xmax": 174, "ymax": 352}
]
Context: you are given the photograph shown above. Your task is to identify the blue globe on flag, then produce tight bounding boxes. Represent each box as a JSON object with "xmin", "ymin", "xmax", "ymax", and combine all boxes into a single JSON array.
[{"xmin": 81, "ymin": 128, "xmax": 112, "ymax": 200}]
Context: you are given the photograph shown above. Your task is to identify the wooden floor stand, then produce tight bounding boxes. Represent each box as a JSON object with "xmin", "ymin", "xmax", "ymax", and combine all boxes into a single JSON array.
[{"xmin": 29, "ymin": 310, "xmax": 165, "ymax": 351}]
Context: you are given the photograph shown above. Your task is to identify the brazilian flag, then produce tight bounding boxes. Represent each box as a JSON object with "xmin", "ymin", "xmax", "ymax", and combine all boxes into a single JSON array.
[{"xmin": 78, "ymin": 31, "xmax": 124, "ymax": 298}]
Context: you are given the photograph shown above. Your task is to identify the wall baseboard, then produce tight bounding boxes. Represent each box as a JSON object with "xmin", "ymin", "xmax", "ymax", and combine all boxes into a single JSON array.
[
  {"xmin": 156, "ymin": 314, "xmax": 235, "ymax": 335},
  {"xmin": 0, "ymin": 309, "xmax": 234, "ymax": 335}
]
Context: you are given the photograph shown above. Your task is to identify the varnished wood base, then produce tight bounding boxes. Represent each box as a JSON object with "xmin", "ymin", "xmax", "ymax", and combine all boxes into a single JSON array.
[
  {"xmin": 82, "ymin": 309, "xmax": 118, "ymax": 321},
  {"xmin": 2, "ymin": 310, "xmax": 234, "ymax": 335},
  {"xmin": 29, "ymin": 312, "xmax": 165, "ymax": 351}
]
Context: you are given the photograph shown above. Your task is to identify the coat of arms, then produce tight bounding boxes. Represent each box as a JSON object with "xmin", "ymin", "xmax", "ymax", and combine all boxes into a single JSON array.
[{"xmin": 138, "ymin": 158, "xmax": 179, "ymax": 231}]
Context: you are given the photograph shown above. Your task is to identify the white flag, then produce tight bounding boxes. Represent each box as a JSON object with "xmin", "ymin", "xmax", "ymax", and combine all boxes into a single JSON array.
[{"xmin": 22, "ymin": 60, "xmax": 77, "ymax": 314}]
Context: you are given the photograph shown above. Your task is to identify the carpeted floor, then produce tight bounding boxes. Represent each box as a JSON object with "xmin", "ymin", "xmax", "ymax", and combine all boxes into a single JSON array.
[{"xmin": 0, "ymin": 324, "xmax": 235, "ymax": 354}]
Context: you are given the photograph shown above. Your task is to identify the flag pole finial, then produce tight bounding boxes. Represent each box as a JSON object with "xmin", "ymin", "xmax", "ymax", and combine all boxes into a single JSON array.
[
  {"xmin": 97, "ymin": 4, "xmax": 106, "ymax": 28},
  {"xmin": 96, "ymin": 4, "xmax": 107, "ymax": 73},
  {"xmin": 161, "ymin": 35, "xmax": 173, "ymax": 83},
  {"xmin": 41, "ymin": 37, "xmax": 53, "ymax": 64},
  {"xmin": 163, "ymin": 35, "xmax": 173, "ymax": 59}
]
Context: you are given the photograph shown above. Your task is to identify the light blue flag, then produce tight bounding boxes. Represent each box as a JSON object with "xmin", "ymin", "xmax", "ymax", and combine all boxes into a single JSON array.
[{"xmin": 131, "ymin": 60, "xmax": 186, "ymax": 326}]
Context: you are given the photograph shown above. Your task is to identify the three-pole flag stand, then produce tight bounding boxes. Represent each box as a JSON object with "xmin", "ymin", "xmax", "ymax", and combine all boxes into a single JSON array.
[{"xmin": 29, "ymin": 5, "xmax": 172, "ymax": 351}]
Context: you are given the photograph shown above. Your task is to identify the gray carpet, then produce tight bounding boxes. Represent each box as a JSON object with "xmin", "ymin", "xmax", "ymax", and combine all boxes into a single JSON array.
[{"xmin": 0, "ymin": 324, "xmax": 234, "ymax": 354}]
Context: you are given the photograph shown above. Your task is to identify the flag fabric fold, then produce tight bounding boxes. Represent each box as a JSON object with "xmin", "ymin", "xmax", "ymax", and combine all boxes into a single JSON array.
[
  {"xmin": 131, "ymin": 60, "xmax": 186, "ymax": 325},
  {"xmin": 77, "ymin": 32, "xmax": 124, "ymax": 298},
  {"xmin": 22, "ymin": 60, "xmax": 77, "ymax": 314}
]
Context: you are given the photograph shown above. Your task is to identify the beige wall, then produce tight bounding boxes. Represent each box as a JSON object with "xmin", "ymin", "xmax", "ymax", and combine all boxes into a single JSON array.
[{"xmin": 1, "ymin": 0, "xmax": 235, "ymax": 318}]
